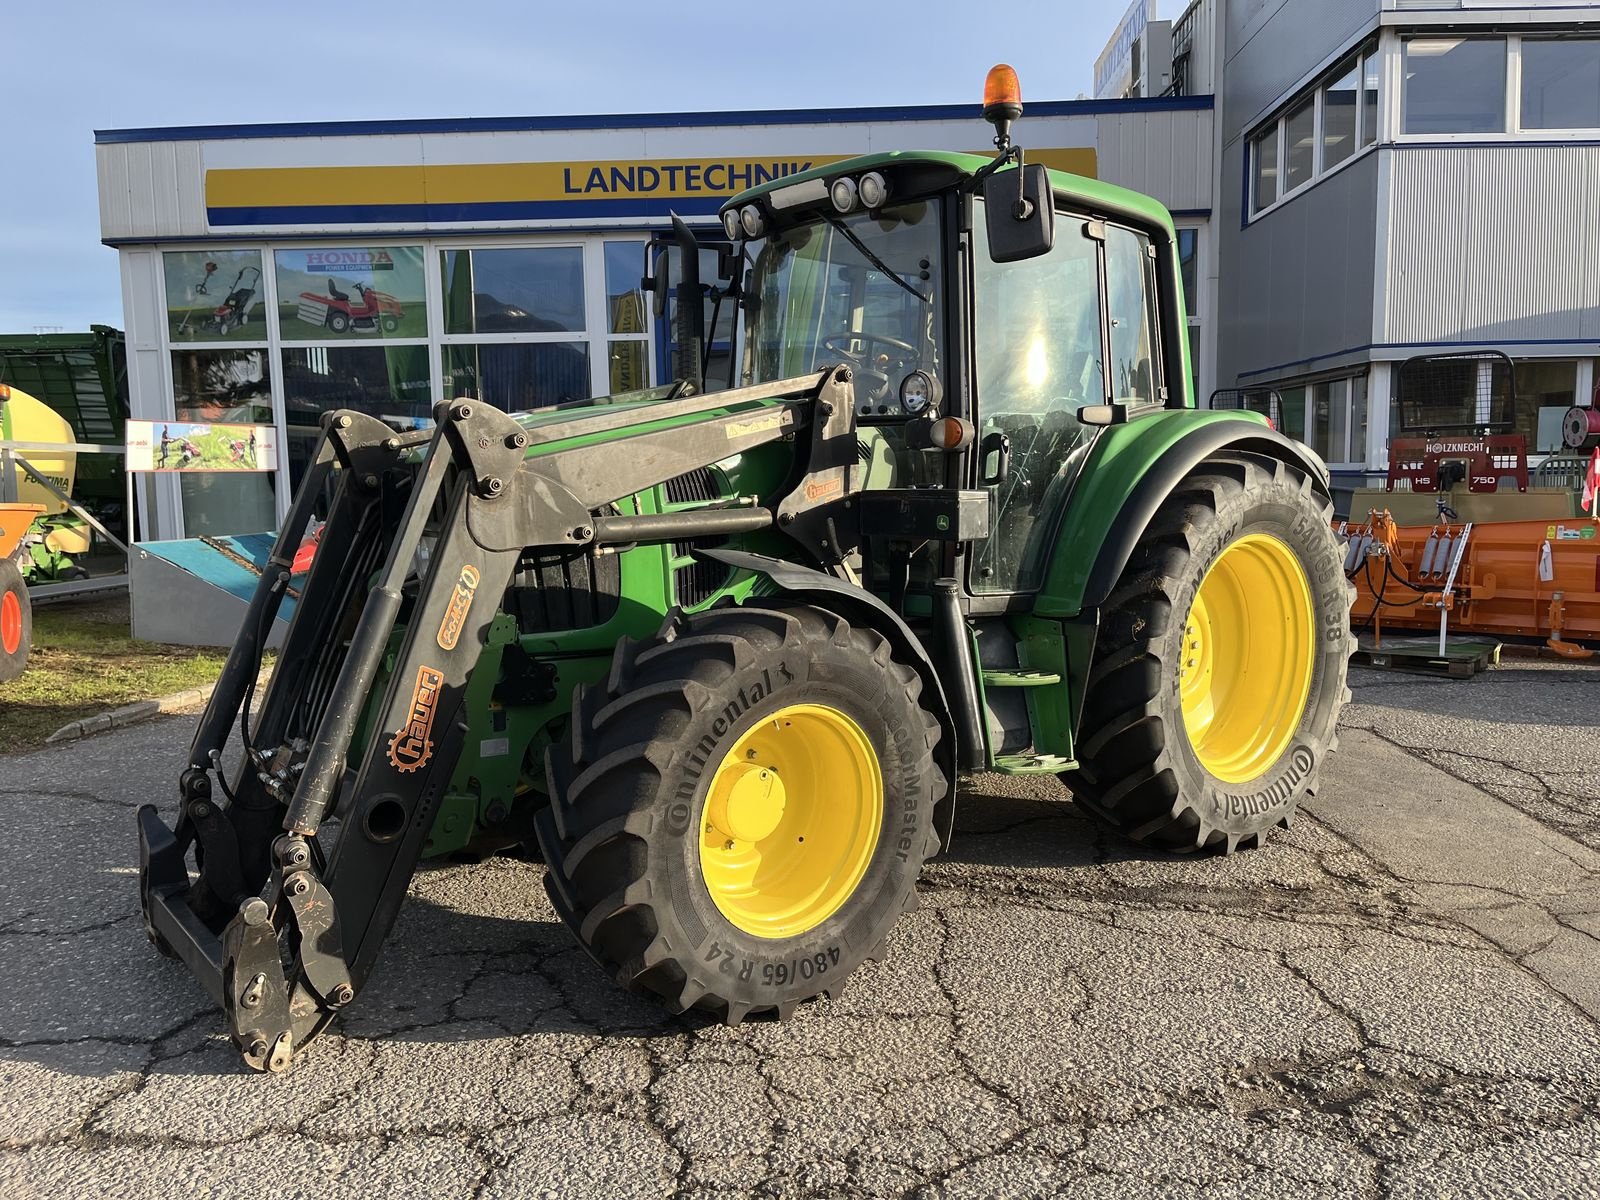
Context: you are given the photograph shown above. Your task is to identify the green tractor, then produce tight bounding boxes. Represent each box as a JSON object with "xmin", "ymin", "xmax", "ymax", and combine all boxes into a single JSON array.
[{"xmin": 138, "ymin": 70, "xmax": 1353, "ymax": 1072}]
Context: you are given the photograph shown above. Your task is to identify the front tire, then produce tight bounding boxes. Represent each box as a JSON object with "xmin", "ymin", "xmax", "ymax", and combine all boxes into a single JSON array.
[
  {"xmin": 0, "ymin": 559, "xmax": 33, "ymax": 683},
  {"xmin": 536, "ymin": 604, "xmax": 944, "ymax": 1022},
  {"xmin": 1062, "ymin": 454, "xmax": 1354, "ymax": 852}
]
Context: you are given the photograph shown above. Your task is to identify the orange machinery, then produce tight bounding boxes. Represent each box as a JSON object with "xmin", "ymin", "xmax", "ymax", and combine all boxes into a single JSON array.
[
  {"xmin": 1339, "ymin": 507, "xmax": 1599, "ymax": 657},
  {"xmin": 1337, "ymin": 351, "xmax": 1600, "ymax": 657}
]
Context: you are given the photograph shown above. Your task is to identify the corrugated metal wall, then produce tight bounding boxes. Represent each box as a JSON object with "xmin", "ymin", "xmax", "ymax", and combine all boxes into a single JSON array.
[
  {"xmin": 1174, "ymin": 0, "xmax": 1220, "ymax": 95},
  {"xmin": 1096, "ymin": 108, "xmax": 1215, "ymax": 210},
  {"xmin": 1218, "ymin": 149, "xmax": 1380, "ymax": 384},
  {"xmin": 1383, "ymin": 145, "xmax": 1600, "ymax": 344},
  {"xmin": 96, "ymin": 143, "xmax": 208, "ymax": 242}
]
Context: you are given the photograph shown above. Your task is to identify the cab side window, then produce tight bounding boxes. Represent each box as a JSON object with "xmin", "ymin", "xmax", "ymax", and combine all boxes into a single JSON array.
[{"xmin": 1105, "ymin": 225, "xmax": 1161, "ymax": 406}]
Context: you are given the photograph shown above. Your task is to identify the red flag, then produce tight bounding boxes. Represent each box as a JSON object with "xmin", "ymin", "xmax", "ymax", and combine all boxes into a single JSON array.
[{"xmin": 1584, "ymin": 447, "xmax": 1600, "ymax": 515}]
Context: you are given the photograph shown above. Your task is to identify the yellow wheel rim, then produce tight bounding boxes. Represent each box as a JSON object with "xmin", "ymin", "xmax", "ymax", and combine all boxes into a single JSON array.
[
  {"xmin": 698, "ymin": 702, "xmax": 883, "ymax": 939},
  {"xmin": 1179, "ymin": 533, "xmax": 1316, "ymax": 784}
]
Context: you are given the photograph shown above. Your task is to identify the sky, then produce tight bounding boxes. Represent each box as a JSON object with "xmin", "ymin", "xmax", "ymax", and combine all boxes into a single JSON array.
[{"xmin": 0, "ymin": 1, "xmax": 1125, "ymax": 333}]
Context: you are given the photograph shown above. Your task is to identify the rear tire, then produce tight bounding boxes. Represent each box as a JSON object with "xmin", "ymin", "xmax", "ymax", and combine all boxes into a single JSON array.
[
  {"xmin": 1061, "ymin": 455, "xmax": 1354, "ymax": 853},
  {"xmin": 0, "ymin": 559, "xmax": 32, "ymax": 683},
  {"xmin": 536, "ymin": 604, "xmax": 944, "ymax": 1022}
]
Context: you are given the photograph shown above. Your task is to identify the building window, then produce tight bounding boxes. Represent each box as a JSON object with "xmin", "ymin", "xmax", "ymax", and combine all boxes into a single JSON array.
[
  {"xmin": 1252, "ymin": 126, "xmax": 1279, "ymax": 211},
  {"xmin": 1248, "ymin": 41, "xmax": 1379, "ymax": 218},
  {"xmin": 1402, "ymin": 38, "xmax": 1507, "ymax": 135},
  {"xmin": 165, "ymin": 348, "xmax": 277, "ymax": 535},
  {"xmin": 275, "ymin": 246, "xmax": 428, "ymax": 340},
  {"xmin": 164, "ymin": 250, "xmax": 266, "ymax": 343},
  {"xmin": 440, "ymin": 246, "xmax": 585, "ymax": 335},
  {"xmin": 1521, "ymin": 38, "xmax": 1600, "ymax": 130},
  {"xmin": 1323, "ymin": 59, "xmax": 1360, "ymax": 170},
  {"xmin": 280, "ymin": 345, "xmax": 433, "ymax": 487},
  {"xmin": 438, "ymin": 239, "xmax": 653, "ymax": 407},
  {"xmin": 1361, "ymin": 53, "xmax": 1380, "ymax": 147},
  {"xmin": 1515, "ymin": 359, "xmax": 1578, "ymax": 450},
  {"xmin": 1283, "ymin": 95, "xmax": 1317, "ymax": 193},
  {"xmin": 443, "ymin": 343, "xmax": 592, "ymax": 410}
]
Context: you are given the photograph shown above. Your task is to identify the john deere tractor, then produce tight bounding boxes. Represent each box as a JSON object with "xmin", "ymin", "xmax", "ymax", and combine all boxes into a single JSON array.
[{"xmin": 138, "ymin": 69, "xmax": 1353, "ymax": 1072}]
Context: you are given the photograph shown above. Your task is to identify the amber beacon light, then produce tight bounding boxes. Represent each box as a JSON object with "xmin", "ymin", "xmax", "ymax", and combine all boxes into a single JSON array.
[{"xmin": 982, "ymin": 64, "xmax": 1023, "ymax": 149}]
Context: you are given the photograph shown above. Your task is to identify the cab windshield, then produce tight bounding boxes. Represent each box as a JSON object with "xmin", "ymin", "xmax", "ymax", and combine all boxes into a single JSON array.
[{"xmin": 743, "ymin": 199, "xmax": 945, "ymax": 413}]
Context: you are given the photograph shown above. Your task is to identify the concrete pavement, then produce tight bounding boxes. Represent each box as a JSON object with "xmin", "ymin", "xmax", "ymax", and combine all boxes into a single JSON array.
[{"xmin": 1, "ymin": 663, "xmax": 1598, "ymax": 1198}]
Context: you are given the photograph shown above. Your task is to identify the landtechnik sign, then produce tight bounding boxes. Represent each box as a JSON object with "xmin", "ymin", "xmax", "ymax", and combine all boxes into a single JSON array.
[{"xmin": 203, "ymin": 149, "xmax": 1099, "ymax": 227}]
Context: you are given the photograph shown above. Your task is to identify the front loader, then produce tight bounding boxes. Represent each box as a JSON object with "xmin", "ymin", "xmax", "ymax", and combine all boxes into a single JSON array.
[{"xmin": 138, "ymin": 68, "xmax": 1354, "ymax": 1071}]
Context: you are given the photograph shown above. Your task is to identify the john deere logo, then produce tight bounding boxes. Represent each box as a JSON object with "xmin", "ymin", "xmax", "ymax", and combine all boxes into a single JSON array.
[
  {"xmin": 387, "ymin": 665, "xmax": 445, "ymax": 773},
  {"xmin": 436, "ymin": 564, "xmax": 481, "ymax": 651}
]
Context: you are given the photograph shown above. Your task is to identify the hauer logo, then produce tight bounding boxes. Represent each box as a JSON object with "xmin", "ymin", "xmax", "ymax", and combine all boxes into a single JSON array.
[
  {"xmin": 436, "ymin": 564, "xmax": 480, "ymax": 652},
  {"xmin": 387, "ymin": 665, "xmax": 445, "ymax": 773},
  {"xmin": 304, "ymin": 250, "xmax": 395, "ymax": 270}
]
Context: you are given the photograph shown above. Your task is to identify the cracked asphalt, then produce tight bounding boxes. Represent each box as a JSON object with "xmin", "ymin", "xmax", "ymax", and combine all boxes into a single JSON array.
[{"xmin": 3, "ymin": 661, "xmax": 1600, "ymax": 1198}]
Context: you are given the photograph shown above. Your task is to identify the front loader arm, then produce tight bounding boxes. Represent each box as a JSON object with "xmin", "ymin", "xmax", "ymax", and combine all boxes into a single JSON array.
[{"xmin": 138, "ymin": 367, "xmax": 861, "ymax": 1071}]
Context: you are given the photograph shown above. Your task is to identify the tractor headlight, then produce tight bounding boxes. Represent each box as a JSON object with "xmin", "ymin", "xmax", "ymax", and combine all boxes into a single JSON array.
[
  {"xmin": 722, "ymin": 210, "xmax": 741, "ymax": 241},
  {"xmin": 739, "ymin": 205, "xmax": 767, "ymax": 238},
  {"xmin": 899, "ymin": 369, "xmax": 941, "ymax": 415},
  {"xmin": 858, "ymin": 171, "xmax": 888, "ymax": 209},
  {"xmin": 830, "ymin": 177, "xmax": 858, "ymax": 214}
]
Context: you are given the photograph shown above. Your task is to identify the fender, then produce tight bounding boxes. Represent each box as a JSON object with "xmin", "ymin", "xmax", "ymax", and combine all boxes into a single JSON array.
[
  {"xmin": 1032, "ymin": 411, "xmax": 1332, "ymax": 744},
  {"xmin": 1083, "ymin": 420, "xmax": 1330, "ymax": 611},
  {"xmin": 698, "ymin": 547, "xmax": 960, "ymax": 850}
]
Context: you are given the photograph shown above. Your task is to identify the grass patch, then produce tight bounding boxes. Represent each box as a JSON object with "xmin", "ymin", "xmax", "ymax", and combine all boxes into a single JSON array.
[{"xmin": 0, "ymin": 593, "xmax": 253, "ymax": 755}]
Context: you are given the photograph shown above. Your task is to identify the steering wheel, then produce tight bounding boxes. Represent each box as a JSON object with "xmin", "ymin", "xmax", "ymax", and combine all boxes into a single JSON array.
[{"xmin": 821, "ymin": 333, "xmax": 918, "ymax": 407}]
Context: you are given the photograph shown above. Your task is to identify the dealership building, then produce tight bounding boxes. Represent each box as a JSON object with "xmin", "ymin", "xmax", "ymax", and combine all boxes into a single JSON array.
[
  {"xmin": 95, "ymin": 98, "xmax": 1212, "ymax": 544},
  {"xmin": 1107, "ymin": 0, "xmax": 1600, "ymax": 495}
]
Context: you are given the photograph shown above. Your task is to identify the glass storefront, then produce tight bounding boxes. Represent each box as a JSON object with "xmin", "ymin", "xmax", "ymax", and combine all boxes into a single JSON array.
[{"xmin": 157, "ymin": 234, "xmax": 653, "ymax": 536}]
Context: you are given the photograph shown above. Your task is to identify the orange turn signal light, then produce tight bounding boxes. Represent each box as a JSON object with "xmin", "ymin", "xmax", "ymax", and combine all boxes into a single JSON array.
[
  {"xmin": 931, "ymin": 416, "xmax": 974, "ymax": 451},
  {"xmin": 983, "ymin": 64, "xmax": 1022, "ymax": 116}
]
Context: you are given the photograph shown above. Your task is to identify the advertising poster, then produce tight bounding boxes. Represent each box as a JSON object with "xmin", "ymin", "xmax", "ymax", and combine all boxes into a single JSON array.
[
  {"xmin": 126, "ymin": 420, "xmax": 277, "ymax": 473},
  {"xmin": 275, "ymin": 246, "xmax": 427, "ymax": 340},
  {"xmin": 165, "ymin": 250, "xmax": 267, "ymax": 342}
]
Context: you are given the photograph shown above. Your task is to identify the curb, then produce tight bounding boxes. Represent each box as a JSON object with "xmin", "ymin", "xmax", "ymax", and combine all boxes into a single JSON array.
[{"xmin": 45, "ymin": 667, "xmax": 272, "ymax": 745}]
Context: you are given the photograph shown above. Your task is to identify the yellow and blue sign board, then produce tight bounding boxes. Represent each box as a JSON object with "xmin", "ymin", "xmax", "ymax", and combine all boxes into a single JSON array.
[{"xmin": 204, "ymin": 150, "xmax": 1098, "ymax": 227}]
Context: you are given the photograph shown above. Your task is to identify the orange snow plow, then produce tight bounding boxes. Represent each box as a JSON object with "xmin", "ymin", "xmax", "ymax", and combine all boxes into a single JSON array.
[{"xmin": 1337, "ymin": 352, "xmax": 1600, "ymax": 657}]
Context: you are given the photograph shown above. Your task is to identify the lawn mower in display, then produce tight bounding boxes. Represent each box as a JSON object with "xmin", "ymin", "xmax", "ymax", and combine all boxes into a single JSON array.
[
  {"xmin": 137, "ymin": 67, "xmax": 1355, "ymax": 1072},
  {"xmin": 201, "ymin": 266, "xmax": 263, "ymax": 337},
  {"xmin": 296, "ymin": 279, "xmax": 405, "ymax": 335},
  {"xmin": 1338, "ymin": 351, "xmax": 1600, "ymax": 655}
]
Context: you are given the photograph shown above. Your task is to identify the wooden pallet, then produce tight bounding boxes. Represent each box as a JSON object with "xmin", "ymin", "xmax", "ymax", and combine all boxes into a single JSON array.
[{"xmin": 1353, "ymin": 636, "xmax": 1502, "ymax": 679}]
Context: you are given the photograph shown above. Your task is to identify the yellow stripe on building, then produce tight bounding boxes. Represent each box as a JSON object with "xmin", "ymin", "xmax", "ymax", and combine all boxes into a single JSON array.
[{"xmin": 205, "ymin": 150, "xmax": 1098, "ymax": 211}]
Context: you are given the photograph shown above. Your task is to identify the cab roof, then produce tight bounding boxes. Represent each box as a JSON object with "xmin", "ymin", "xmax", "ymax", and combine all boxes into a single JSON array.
[{"xmin": 719, "ymin": 149, "xmax": 1175, "ymax": 237}]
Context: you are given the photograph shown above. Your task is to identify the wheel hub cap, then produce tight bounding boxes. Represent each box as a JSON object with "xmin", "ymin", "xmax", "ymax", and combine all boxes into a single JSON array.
[{"xmin": 707, "ymin": 762, "xmax": 788, "ymax": 844}]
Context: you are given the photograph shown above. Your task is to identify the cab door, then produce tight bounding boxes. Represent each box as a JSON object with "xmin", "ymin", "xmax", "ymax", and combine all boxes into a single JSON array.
[{"xmin": 968, "ymin": 209, "xmax": 1163, "ymax": 597}]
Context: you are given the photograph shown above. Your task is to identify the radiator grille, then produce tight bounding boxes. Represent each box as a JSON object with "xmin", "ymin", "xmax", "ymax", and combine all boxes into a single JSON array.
[{"xmin": 508, "ymin": 546, "xmax": 621, "ymax": 633}]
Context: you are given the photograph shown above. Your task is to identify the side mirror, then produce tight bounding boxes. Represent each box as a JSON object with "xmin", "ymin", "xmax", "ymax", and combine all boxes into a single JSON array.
[
  {"xmin": 983, "ymin": 163, "xmax": 1055, "ymax": 263},
  {"xmin": 642, "ymin": 242, "xmax": 670, "ymax": 319}
]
